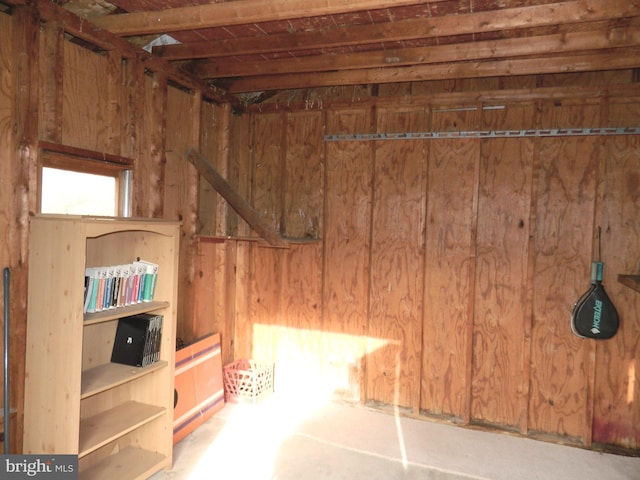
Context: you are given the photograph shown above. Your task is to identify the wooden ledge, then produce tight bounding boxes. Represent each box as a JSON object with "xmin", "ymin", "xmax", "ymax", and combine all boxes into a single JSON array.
[{"xmin": 617, "ymin": 274, "xmax": 640, "ymax": 293}]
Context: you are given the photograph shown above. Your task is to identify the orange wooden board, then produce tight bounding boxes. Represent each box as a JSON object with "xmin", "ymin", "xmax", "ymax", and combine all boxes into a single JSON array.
[{"xmin": 173, "ymin": 332, "xmax": 224, "ymax": 444}]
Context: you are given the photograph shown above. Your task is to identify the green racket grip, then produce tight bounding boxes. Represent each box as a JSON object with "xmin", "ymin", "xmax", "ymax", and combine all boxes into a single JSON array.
[{"xmin": 591, "ymin": 261, "xmax": 603, "ymax": 283}]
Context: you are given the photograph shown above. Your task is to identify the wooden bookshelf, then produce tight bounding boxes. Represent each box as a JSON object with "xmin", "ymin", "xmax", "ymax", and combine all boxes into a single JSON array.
[{"xmin": 23, "ymin": 215, "xmax": 180, "ymax": 479}]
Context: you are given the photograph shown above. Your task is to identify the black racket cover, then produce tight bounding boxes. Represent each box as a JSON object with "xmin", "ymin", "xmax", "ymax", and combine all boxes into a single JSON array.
[{"xmin": 571, "ymin": 283, "xmax": 619, "ymax": 339}]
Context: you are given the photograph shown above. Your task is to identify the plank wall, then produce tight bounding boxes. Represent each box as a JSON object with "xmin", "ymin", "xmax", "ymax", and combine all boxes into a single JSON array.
[
  {"xmin": 197, "ymin": 91, "xmax": 640, "ymax": 451},
  {"xmin": 0, "ymin": 4, "xmax": 217, "ymax": 451},
  {"xmin": 2, "ymin": 3, "xmax": 640, "ymax": 455}
]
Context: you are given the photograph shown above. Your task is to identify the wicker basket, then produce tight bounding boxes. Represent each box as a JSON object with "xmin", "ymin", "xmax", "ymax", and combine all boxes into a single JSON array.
[{"xmin": 223, "ymin": 359, "xmax": 274, "ymax": 404}]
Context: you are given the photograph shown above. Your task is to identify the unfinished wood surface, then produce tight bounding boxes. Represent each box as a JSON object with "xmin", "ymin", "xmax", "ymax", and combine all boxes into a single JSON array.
[
  {"xmin": 119, "ymin": 57, "xmax": 143, "ymax": 161},
  {"xmin": 8, "ymin": 6, "xmax": 39, "ymax": 453},
  {"xmin": 136, "ymin": 72, "xmax": 166, "ymax": 218},
  {"xmin": 165, "ymin": 85, "xmax": 199, "ymax": 341},
  {"xmin": 198, "ymin": 101, "xmax": 221, "ymax": 236},
  {"xmin": 276, "ymin": 243, "xmax": 324, "ymax": 393},
  {"xmin": 233, "ymin": 242, "xmax": 253, "ymax": 360},
  {"xmin": 187, "ymin": 149, "xmax": 287, "ymax": 247},
  {"xmin": 482, "ymin": 103, "xmax": 538, "ymax": 433},
  {"xmin": 92, "ymin": 0, "xmax": 436, "ymax": 35},
  {"xmin": 251, "ymin": 112, "xmax": 285, "ymax": 234},
  {"xmin": 191, "ymin": 89, "xmax": 640, "ymax": 452},
  {"xmin": 106, "ymin": 49, "xmax": 121, "ymax": 156},
  {"xmin": 0, "ymin": 13, "xmax": 13, "ymax": 446},
  {"xmin": 471, "ymin": 136, "xmax": 533, "ymax": 429},
  {"xmin": 62, "ymin": 40, "xmax": 111, "ymax": 152},
  {"xmin": 38, "ymin": 20, "xmax": 63, "ymax": 143},
  {"xmin": 367, "ymin": 107, "xmax": 426, "ymax": 411},
  {"xmin": 200, "ymin": 23, "xmax": 640, "ymax": 80},
  {"xmin": 283, "ymin": 111, "xmax": 324, "ymax": 239},
  {"xmin": 593, "ymin": 126, "xmax": 640, "ymax": 449},
  {"xmin": 249, "ymin": 245, "xmax": 284, "ymax": 364},
  {"xmin": 527, "ymin": 100, "xmax": 600, "ymax": 442},
  {"xmin": 214, "ymin": 103, "xmax": 232, "ymax": 237},
  {"xmin": 192, "ymin": 240, "xmax": 218, "ymax": 342},
  {"xmin": 230, "ymin": 113, "xmax": 252, "ymax": 237},
  {"xmin": 323, "ymin": 108, "xmax": 373, "ymax": 402},
  {"xmin": 529, "ymin": 135, "xmax": 599, "ymax": 442},
  {"xmin": 421, "ymin": 137, "xmax": 477, "ymax": 419},
  {"xmin": 0, "ymin": 12, "xmax": 13, "ymax": 265}
]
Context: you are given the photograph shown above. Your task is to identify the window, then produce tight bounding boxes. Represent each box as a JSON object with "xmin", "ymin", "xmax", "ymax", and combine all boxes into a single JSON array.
[
  {"xmin": 39, "ymin": 150, "xmax": 132, "ymax": 217},
  {"xmin": 41, "ymin": 167, "xmax": 118, "ymax": 216}
]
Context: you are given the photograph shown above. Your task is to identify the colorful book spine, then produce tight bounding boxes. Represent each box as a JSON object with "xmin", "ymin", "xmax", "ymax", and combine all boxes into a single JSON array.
[{"xmin": 84, "ymin": 259, "xmax": 160, "ymax": 318}]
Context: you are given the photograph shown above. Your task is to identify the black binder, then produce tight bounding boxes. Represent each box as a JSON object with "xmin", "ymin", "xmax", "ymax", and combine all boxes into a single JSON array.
[{"xmin": 111, "ymin": 313, "xmax": 163, "ymax": 367}]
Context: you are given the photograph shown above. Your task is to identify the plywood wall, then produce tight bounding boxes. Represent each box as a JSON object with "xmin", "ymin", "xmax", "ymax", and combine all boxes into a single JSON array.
[
  {"xmin": 205, "ymin": 90, "xmax": 640, "ymax": 452},
  {"xmin": 1, "ymin": 4, "xmax": 214, "ymax": 451}
]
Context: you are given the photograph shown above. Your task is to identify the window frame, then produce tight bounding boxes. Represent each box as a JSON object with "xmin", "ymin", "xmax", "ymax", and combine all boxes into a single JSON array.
[{"xmin": 38, "ymin": 149, "xmax": 132, "ymax": 217}]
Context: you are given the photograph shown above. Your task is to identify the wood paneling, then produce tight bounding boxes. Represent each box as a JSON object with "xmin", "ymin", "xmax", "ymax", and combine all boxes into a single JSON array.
[
  {"xmin": 276, "ymin": 243, "xmax": 324, "ymax": 393},
  {"xmin": 248, "ymin": 246, "xmax": 283, "ymax": 363},
  {"xmin": 471, "ymin": 136, "xmax": 534, "ymax": 429},
  {"xmin": 367, "ymin": 107, "xmax": 426, "ymax": 410},
  {"xmin": 284, "ymin": 111, "xmax": 324, "ymax": 239},
  {"xmin": 7, "ymin": 6, "xmax": 40, "ymax": 453},
  {"xmin": 165, "ymin": 86, "xmax": 199, "ymax": 341},
  {"xmin": 529, "ymin": 135, "xmax": 599, "ymax": 442},
  {"xmin": 593, "ymin": 99, "xmax": 640, "ymax": 447},
  {"xmin": 323, "ymin": 108, "xmax": 373, "ymax": 402},
  {"xmin": 61, "ymin": 41, "xmax": 111, "ymax": 152},
  {"xmin": 215, "ymin": 91, "xmax": 640, "ymax": 451},
  {"xmin": 251, "ymin": 113, "xmax": 284, "ymax": 233},
  {"xmin": 0, "ymin": 11, "xmax": 14, "ymax": 452},
  {"xmin": 198, "ymin": 101, "xmax": 220, "ymax": 236},
  {"xmin": 136, "ymin": 72, "xmax": 166, "ymax": 218},
  {"xmin": 421, "ymin": 137, "xmax": 477, "ymax": 419},
  {"xmin": 528, "ymin": 100, "xmax": 600, "ymax": 443}
]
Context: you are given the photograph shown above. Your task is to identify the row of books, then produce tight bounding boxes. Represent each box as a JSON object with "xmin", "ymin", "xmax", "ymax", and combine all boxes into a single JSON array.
[
  {"xmin": 111, "ymin": 313, "xmax": 164, "ymax": 368},
  {"xmin": 84, "ymin": 260, "xmax": 159, "ymax": 314}
]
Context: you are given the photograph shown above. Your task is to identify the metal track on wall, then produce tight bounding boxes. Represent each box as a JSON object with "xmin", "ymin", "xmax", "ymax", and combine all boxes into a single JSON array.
[{"xmin": 325, "ymin": 127, "xmax": 640, "ymax": 142}]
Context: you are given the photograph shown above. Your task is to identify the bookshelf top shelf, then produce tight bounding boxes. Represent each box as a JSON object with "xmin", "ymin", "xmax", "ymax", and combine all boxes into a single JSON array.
[
  {"xmin": 31, "ymin": 214, "xmax": 181, "ymax": 238},
  {"xmin": 84, "ymin": 301, "xmax": 170, "ymax": 325}
]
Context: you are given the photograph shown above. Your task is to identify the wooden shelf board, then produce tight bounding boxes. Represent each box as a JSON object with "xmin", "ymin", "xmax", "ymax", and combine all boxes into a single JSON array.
[
  {"xmin": 78, "ymin": 400, "xmax": 166, "ymax": 457},
  {"xmin": 81, "ymin": 361, "xmax": 167, "ymax": 399},
  {"xmin": 617, "ymin": 274, "xmax": 640, "ymax": 293},
  {"xmin": 84, "ymin": 301, "xmax": 169, "ymax": 325},
  {"xmin": 79, "ymin": 445, "xmax": 168, "ymax": 480},
  {"xmin": 197, "ymin": 234, "xmax": 320, "ymax": 246}
]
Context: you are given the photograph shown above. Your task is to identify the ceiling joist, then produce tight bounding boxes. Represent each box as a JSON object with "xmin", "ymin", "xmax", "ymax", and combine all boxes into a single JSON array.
[
  {"xmin": 90, "ymin": 0, "xmax": 442, "ymax": 36},
  {"xmin": 227, "ymin": 47, "xmax": 640, "ymax": 93},
  {"xmin": 154, "ymin": 0, "xmax": 640, "ymax": 61},
  {"xmin": 46, "ymin": 0, "xmax": 640, "ymax": 100},
  {"xmin": 193, "ymin": 23, "xmax": 640, "ymax": 79}
]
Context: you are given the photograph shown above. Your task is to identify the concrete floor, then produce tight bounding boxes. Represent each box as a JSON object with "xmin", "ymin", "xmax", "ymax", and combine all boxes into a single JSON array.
[{"xmin": 151, "ymin": 392, "xmax": 640, "ymax": 480}]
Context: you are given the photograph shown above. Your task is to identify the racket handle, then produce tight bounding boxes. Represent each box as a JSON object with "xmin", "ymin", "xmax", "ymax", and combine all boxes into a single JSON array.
[{"xmin": 591, "ymin": 261, "xmax": 603, "ymax": 283}]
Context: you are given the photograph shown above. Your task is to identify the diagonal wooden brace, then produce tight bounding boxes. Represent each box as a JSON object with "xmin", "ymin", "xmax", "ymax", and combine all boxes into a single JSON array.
[{"xmin": 186, "ymin": 148, "xmax": 288, "ymax": 248}]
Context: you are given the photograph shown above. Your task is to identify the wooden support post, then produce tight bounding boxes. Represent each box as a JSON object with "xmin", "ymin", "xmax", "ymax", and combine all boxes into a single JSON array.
[{"xmin": 186, "ymin": 148, "xmax": 288, "ymax": 248}]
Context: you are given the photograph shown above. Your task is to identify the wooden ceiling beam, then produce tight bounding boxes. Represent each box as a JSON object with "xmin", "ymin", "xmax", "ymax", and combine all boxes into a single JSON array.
[
  {"xmin": 154, "ymin": 0, "xmax": 640, "ymax": 61},
  {"xmin": 193, "ymin": 24, "xmax": 640, "ymax": 78},
  {"xmin": 226, "ymin": 47, "xmax": 640, "ymax": 93},
  {"xmin": 90, "ymin": 0, "xmax": 441, "ymax": 36}
]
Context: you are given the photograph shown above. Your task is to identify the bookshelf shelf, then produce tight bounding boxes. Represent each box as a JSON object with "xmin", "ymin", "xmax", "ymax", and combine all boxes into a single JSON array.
[
  {"xmin": 81, "ymin": 361, "xmax": 168, "ymax": 399},
  {"xmin": 79, "ymin": 446, "xmax": 166, "ymax": 480},
  {"xmin": 84, "ymin": 301, "xmax": 169, "ymax": 325},
  {"xmin": 79, "ymin": 401, "xmax": 166, "ymax": 457},
  {"xmin": 23, "ymin": 215, "xmax": 180, "ymax": 479}
]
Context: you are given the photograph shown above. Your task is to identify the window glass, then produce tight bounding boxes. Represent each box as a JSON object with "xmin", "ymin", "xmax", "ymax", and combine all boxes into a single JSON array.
[{"xmin": 41, "ymin": 167, "xmax": 117, "ymax": 216}]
